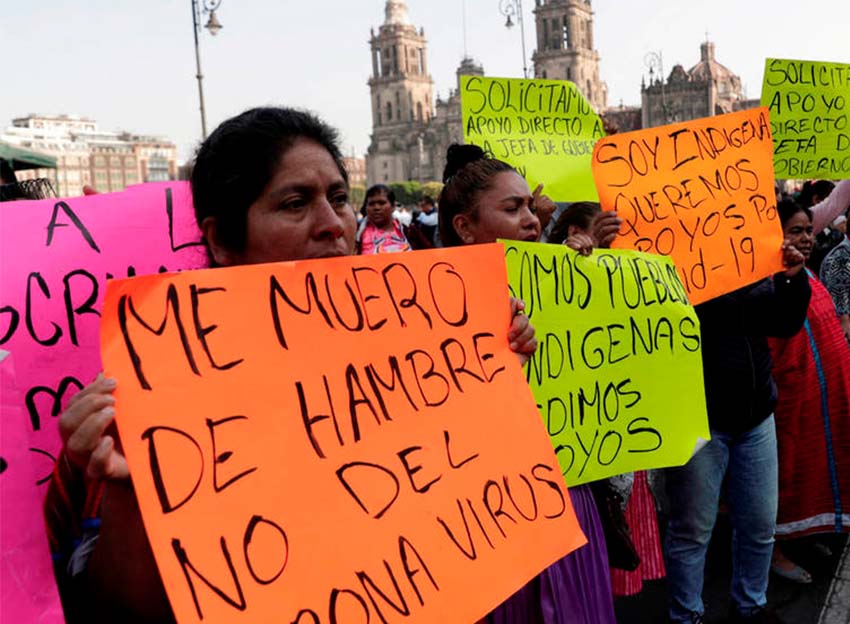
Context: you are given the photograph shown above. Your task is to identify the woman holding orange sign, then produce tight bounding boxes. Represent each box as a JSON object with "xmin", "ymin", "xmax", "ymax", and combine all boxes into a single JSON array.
[{"xmin": 45, "ymin": 108, "xmax": 539, "ymax": 622}]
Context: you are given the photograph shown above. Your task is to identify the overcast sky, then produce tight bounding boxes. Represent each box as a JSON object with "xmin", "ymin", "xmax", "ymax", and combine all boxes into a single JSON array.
[{"xmin": 1, "ymin": 1, "xmax": 847, "ymax": 161}]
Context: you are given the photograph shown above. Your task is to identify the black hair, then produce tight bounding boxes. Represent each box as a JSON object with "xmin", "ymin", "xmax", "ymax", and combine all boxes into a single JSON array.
[
  {"xmin": 191, "ymin": 106, "xmax": 347, "ymax": 261},
  {"xmin": 437, "ymin": 144, "xmax": 515, "ymax": 247},
  {"xmin": 361, "ymin": 184, "xmax": 396, "ymax": 215},
  {"xmin": 0, "ymin": 159, "xmax": 17, "ymax": 186},
  {"xmin": 548, "ymin": 202, "xmax": 601, "ymax": 245},
  {"xmin": 799, "ymin": 180, "xmax": 835, "ymax": 208},
  {"xmin": 777, "ymin": 198, "xmax": 812, "ymax": 228},
  {"xmin": 419, "ymin": 195, "xmax": 435, "ymax": 206}
]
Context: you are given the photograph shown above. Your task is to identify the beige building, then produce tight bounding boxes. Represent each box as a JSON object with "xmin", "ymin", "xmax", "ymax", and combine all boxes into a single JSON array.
[
  {"xmin": 641, "ymin": 41, "xmax": 756, "ymax": 129},
  {"xmin": 2, "ymin": 115, "xmax": 94, "ymax": 196},
  {"xmin": 532, "ymin": 0, "xmax": 608, "ymax": 112},
  {"xmin": 365, "ymin": 0, "xmax": 608, "ymax": 185},
  {"xmin": 129, "ymin": 135, "xmax": 179, "ymax": 183},
  {"xmin": 1, "ymin": 114, "xmax": 177, "ymax": 196},
  {"xmin": 366, "ymin": 1, "xmax": 439, "ymax": 184},
  {"xmin": 342, "ymin": 155, "xmax": 367, "ymax": 188}
]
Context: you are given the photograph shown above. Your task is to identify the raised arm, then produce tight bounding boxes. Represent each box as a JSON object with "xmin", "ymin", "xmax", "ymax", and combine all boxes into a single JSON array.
[{"xmin": 811, "ymin": 180, "xmax": 850, "ymax": 234}]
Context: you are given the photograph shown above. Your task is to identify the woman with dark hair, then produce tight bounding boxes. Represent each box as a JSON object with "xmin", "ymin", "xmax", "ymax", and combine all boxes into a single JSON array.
[
  {"xmin": 355, "ymin": 183, "xmax": 411, "ymax": 253},
  {"xmin": 192, "ymin": 106, "xmax": 354, "ymax": 266},
  {"xmin": 768, "ymin": 198, "xmax": 850, "ymax": 583},
  {"xmin": 546, "ymin": 202, "xmax": 600, "ymax": 246},
  {"xmin": 439, "ymin": 143, "xmax": 616, "ymax": 624},
  {"xmin": 46, "ymin": 110, "xmax": 538, "ymax": 621},
  {"xmin": 46, "ymin": 106, "xmax": 359, "ymax": 621}
]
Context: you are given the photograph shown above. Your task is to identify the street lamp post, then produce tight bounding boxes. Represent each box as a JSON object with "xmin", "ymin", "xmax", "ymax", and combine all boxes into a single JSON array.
[
  {"xmin": 191, "ymin": 0, "xmax": 223, "ymax": 139},
  {"xmin": 499, "ymin": 0, "xmax": 528, "ymax": 78},
  {"xmin": 644, "ymin": 51, "xmax": 670, "ymax": 124}
]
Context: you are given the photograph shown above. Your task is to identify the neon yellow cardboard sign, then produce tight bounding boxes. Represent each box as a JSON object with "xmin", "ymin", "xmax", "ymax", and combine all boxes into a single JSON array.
[
  {"xmin": 762, "ymin": 58, "xmax": 850, "ymax": 178},
  {"xmin": 461, "ymin": 76, "xmax": 605, "ymax": 201},
  {"xmin": 504, "ymin": 241, "xmax": 710, "ymax": 485}
]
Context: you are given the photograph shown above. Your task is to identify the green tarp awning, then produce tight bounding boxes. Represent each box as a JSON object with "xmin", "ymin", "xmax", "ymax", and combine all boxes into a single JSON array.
[{"xmin": 0, "ymin": 141, "xmax": 57, "ymax": 170}]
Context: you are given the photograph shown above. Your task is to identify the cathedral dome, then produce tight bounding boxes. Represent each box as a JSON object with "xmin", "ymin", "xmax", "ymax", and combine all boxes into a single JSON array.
[
  {"xmin": 384, "ymin": 1, "xmax": 410, "ymax": 25},
  {"xmin": 688, "ymin": 41, "xmax": 738, "ymax": 84}
]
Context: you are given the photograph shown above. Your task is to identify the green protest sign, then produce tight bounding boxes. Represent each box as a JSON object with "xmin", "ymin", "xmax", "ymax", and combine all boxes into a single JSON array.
[
  {"xmin": 761, "ymin": 58, "xmax": 850, "ymax": 179},
  {"xmin": 503, "ymin": 241, "xmax": 710, "ymax": 486},
  {"xmin": 461, "ymin": 75, "xmax": 605, "ymax": 202}
]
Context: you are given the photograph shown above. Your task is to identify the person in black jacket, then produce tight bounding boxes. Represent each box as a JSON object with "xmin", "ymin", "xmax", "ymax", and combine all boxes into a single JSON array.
[
  {"xmin": 663, "ymin": 251, "xmax": 810, "ymax": 624},
  {"xmin": 592, "ymin": 212, "xmax": 810, "ymax": 623}
]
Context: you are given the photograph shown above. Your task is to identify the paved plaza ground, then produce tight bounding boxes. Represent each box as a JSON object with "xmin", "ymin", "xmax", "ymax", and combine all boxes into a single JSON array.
[{"xmin": 616, "ymin": 514, "xmax": 849, "ymax": 623}]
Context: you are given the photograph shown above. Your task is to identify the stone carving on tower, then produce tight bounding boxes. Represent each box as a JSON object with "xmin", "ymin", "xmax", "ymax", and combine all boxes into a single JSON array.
[
  {"xmin": 531, "ymin": 0, "xmax": 608, "ymax": 112},
  {"xmin": 366, "ymin": 1, "xmax": 436, "ymax": 185}
]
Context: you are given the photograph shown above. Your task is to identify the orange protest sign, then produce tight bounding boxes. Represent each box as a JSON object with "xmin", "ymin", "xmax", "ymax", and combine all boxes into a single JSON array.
[
  {"xmin": 591, "ymin": 108, "xmax": 785, "ymax": 305},
  {"xmin": 100, "ymin": 244, "xmax": 585, "ymax": 624}
]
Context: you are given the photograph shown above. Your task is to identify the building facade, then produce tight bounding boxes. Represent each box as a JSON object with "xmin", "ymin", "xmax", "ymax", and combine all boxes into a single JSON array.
[
  {"xmin": 88, "ymin": 138, "xmax": 138, "ymax": 193},
  {"xmin": 365, "ymin": 0, "xmax": 608, "ymax": 185},
  {"xmin": 342, "ymin": 155, "xmax": 367, "ymax": 189},
  {"xmin": 2, "ymin": 115, "xmax": 94, "ymax": 196},
  {"xmin": 366, "ymin": 1, "xmax": 436, "ymax": 184},
  {"xmin": 1, "ymin": 114, "xmax": 177, "ymax": 196},
  {"xmin": 130, "ymin": 135, "xmax": 179, "ymax": 183},
  {"xmin": 531, "ymin": 0, "xmax": 608, "ymax": 112},
  {"xmin": 641, "ymin": 41, "xmax": 756, "ymax": 129}
]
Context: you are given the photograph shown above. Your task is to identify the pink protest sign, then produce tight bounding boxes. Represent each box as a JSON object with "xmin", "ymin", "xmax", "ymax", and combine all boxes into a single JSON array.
[{"xmin": 0, "ymin": 182, "xmax": 206, "ymax": 621}]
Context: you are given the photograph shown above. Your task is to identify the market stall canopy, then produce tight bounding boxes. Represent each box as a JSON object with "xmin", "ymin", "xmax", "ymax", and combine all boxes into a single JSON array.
[{"xmin": 0, "ymin": 141, "xmax": 57, "ymax": 170}]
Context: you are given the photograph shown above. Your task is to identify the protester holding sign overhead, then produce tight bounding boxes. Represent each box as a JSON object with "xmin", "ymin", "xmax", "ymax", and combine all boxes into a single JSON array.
[
  {"xmin": 767, "ymin": 199, "xmax": 850, "ymax": 583},
  {"xmin": 618, "ymin": 225, "xmax": 808, "ymax": 622},
  {"xmin": 438, "ymin": 143, "xmax": 616, "ymax": 624},
  {"xmin": 46, "ymin": 108, "xmax": 543, "ymax": 622},
  {"xmin": 586, "ymin": 104, "xmax": 836, "ymax": 621}
]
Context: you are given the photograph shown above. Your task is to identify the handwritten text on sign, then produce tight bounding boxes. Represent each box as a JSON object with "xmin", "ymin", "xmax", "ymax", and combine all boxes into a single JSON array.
[
  {"xmin": 591, "ymin": 107, "xmax": 784, "ymax": 305},
  {"xmin": 461, "ymin": 75, "xmax": 605, "ymax": 202},
  {"xmin": 504, "ymin": 242, "xmax": 709, "ymax": 486},
  {"xmin": 761, "ymin": 58, "xmax": 850, "ymax": 178},
  {"xmin": 100, "ymin": 244, "xmax": 585, "ymax": 624},
  {"xmin": 0, "ymin": 183, "xmax": 205, "ymax": 623}
]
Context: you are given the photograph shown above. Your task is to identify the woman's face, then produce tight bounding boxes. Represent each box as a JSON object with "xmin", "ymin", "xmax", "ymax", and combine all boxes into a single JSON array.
[
  {"xmin": 455, "ymin": 171, "xmax": 541, "ymax": 245},
  {"xmin": 366, "ymin": 191, "xmax": 393, "ymax": 229},
  {"xmin": 783, "ymin": 210, "xmax": 814, "ymax": 260},
  {"xmin": 213, "ymin": 139, "xmax": 356, "ymax": 265}
]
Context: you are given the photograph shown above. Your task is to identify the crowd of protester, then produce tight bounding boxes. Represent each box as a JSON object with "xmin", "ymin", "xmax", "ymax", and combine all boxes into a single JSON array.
[{"xmin": 1, "ymin": 104, "xmax": 847, "ymax": 624}]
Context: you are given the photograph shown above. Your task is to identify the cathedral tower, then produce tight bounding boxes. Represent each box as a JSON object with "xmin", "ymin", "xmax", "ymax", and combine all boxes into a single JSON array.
[
  {"xmin": 531, "ymin": 0, "xmax": 608, "ymax": 112},
  {"xmin": 366, "ymin": 1, "xmax": 434, "ymax": 184}
]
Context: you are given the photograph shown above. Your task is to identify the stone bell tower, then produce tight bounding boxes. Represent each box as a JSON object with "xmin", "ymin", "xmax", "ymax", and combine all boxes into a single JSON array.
[
  {"xmin": 366, "ymin": 1, "xmax": 434, "ymax": 184},
  {"xmin": 531, "ymin": 0, "xmax": 608, "ymax": 112}
]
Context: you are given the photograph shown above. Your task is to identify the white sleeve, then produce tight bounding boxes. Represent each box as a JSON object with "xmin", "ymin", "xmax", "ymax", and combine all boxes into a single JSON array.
[{"xmin": 811, "ymin": 179, "xmax": 850, "ymax": 234}]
